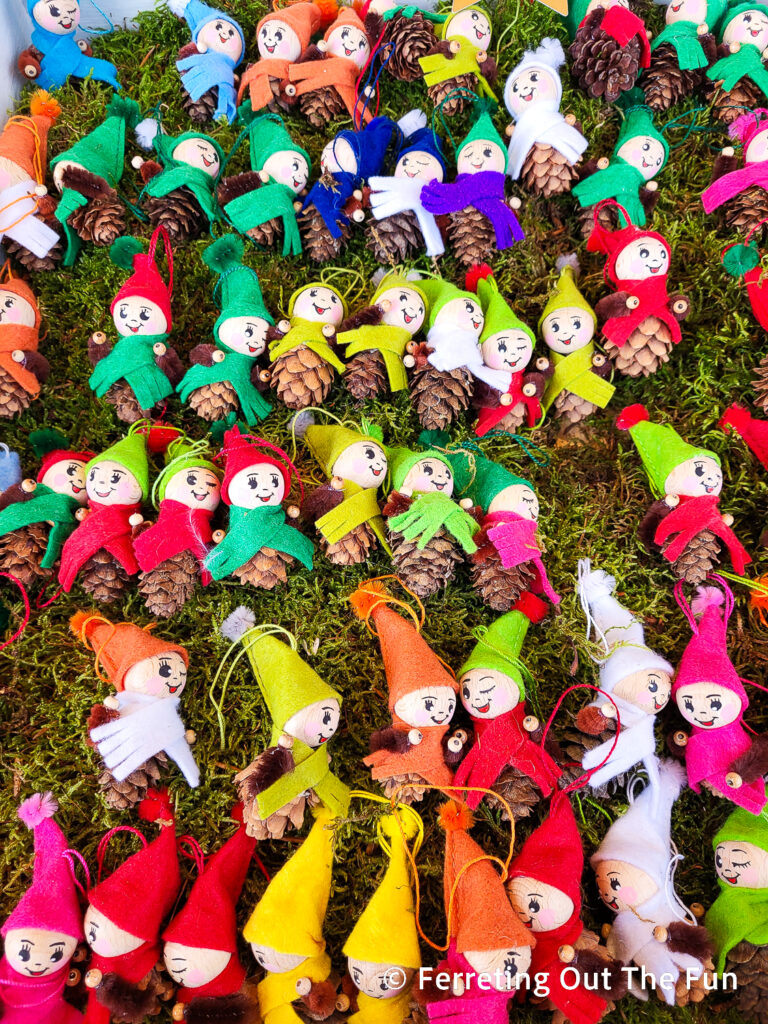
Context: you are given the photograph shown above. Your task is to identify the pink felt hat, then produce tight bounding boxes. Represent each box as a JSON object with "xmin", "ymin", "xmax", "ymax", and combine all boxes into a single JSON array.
[
  {"xmin": 671, "ymin": 583, "xmax": 747, "ymax": 708},
  {"xmin": 729, "ymin": 109, "xmax": 768, "ymax": 153}
]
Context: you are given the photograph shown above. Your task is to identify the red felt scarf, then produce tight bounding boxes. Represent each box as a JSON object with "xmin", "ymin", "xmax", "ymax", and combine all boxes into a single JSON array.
[
  {"xmin": 601, "ymin": 6, "xmax": 650, "ymax": 64},
  {"xmin": 475, "ymin": 371, "xmax": 541, "ymax": 436},
  {"xmin": 653, "ymin": 494, "xmax": 750, "ymax": 575},
  {"xmin": 527, "ymin": 921, "xmax": 607, "ymax": 1024},
  {"xmin": 133, "ymin": 499, "xmax": 214, "ymax": 581},
  {"xmin": 602, "ymin": 276, "xmax": 681, "ymax": 349},
  {"xmin": 59, "ymin": 502, "xmax": 141, "ymax": 592},
  {"xmin": 84, "ymin": 945, "xmax": 161, "ymax": 1024}
]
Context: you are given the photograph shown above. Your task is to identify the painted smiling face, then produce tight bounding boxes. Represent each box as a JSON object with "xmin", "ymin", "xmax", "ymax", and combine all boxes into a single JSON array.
[
  {"xmin": 746, "ymin": 126, "xmax": 768, "ymax": 162},
  {"xmin": 196, "ymin": 18, "xmax": 243, "ymax": 61},
  {"xmin": 163, "ymin": 942, "xmax": 231, "ymax": 988},
  {"xmin": 594, "ymin": 859, "xmax": 658, "ymax": 913},
  {"xmin": 541, "ymin": 307, "xmax": 594, "ymax": 354},
  {"xmin": 84, "ymin": 905, "xmax": 143, "ymax": 958},
  {"xmin": 32, "ymin": 0, "xmax": 80, "ymax": 33},
  {"xmin": 258, "ymin": 19, "xmax": 301, "ymax": 60},
  {"xmin": 284, "ymin": 698, "xmax": 341, "ymax": 746},
  {"xmin": 482, "ymin": 329, "xmax": 533, "ymax": 372},
  {"xmin": 326, "ymin": 24, "xmax": 371, "ymax": 67},
  {"xmin": 434, "ymin": 297, "xmax": 484, "ymax": 335},
  {"xmin": 3, "ymin": 928, "xmax": 78, "ymax": 978},
  {"xmin": 614, "ymin": 237, "xmax": 670, "ymax": 280},
  {"xmin": 395, "ymin": 151, "xmax": 445, "ymax": 182},
  {"xmin": 40, "ymin": 458, "xmax": 88, "ymax": 505},
  {"xmin": 723, "ymin": 8, "xmax": 768, "ymax": 49},
  {"xmin": 665, "ymin": 0, "xmax": 707, "ymax": 23},
  {"xmin": 348, "ymin": 958, "xmax": 414, "ymax": 999},
  {"xmin": 507, "ymin": 877, "xmax": 575, "ymax": 932},
  {"xmin": 332, "ymin": 441, "xmax": 387, "ymax": 488},
  {"xmin": 86, "ymin": 460, "xmax": 142, "ymax": 506},
  {"xmin": 0, "ymin": 156, "xmax": 28, "ymax": 191},
  {"xmin": 262, "ymin": 150, "xmax": 309, "ymax": 193},
  {"xmin": 463, "ymin": 946, "xmax": 532, "ymax": 991},
  {"xmin": 615, "ymin": 136, "xmax": 666, "ymax": 180},
  {"xmin": 250, "ymin": 943, "xmax": 306, "ymax": 973},
  {"xmin": 123, "ymin": 651, "xmax": 188, "ymax": 698},
  {"xmin": 457, "ymin": 139, "xmax": 507, "ymax": 175},
  {"xmin": 446, "ymin": 8, "xmax": 492, "ymax": 48},
  {"xmin": 0, "ymin": 289, "xmax": 36, "ymax": 328},
  {"xmin": 113, "ymin": 296, "xmax": 168, "ymax": 337},
  {"xmin": 217, "ymin": 315, "xmax": 269, "ymax": 356},
  {"xmin": 377, "ymin": 287, "xmax": 426, "ymax": 335},
  {"xmin": 321, "ymin": 137, "xmax": 359, "ymax": 176},
  {"xmin": 663, "ymin": 455, "xmax": 722, "ymax": 498},
  {"xmin": 675, "ymin": 683, "xmax": 742, "ymax": 729},
  {"xmin": 393, "ymin": 686, "xmax": 457, "ymax": 727},
  {"xmin": 172, "ymin": 138, "xmax": 221, "ymax": 177},
  {"xmin": 506, "ymin": 67, "xmax": 559, "ymax": 118},
  {"xmin": 460, "ymin": 668, "xmax": 520, "ymax": 719},
  {"xmin": 228, "ymin": 464, "xmax": 286, "ymax": 508},
  {"xmin": 292, "ymin": 286, "xmax": 345, "ymax": 325},
  {"xmin": 488, "ymin": 484, "xmax": 539, "ymax": 520},
  {"xmin": 612, "ymin": 669, "xmax": 671, "ymax": 712},
  {"xmin": 164, "ymin": 467, "xmax": 221, "ymax": 512},
  {"xmin": 715, "ymin": 841, "xmax": 768, "ymax": 887},
  {"xmin": 400, "ymin": 457, "xmax": 453, "ymax": 496}
]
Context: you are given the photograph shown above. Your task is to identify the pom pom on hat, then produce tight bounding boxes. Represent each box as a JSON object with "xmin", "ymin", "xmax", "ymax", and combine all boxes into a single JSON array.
[
  {"xmin": 202, "ymin": 234, "xmax": 245, "ymax": 276},
  {"xmin": 18, "ymin": 791, "xmax": 58, "ymax": 829},
  {"xmin": 398, "ymin": 108, "xmax": 427, "ymax": 138},
  {"xmin": 110, "ymin": 236, "xmax": 144, "ymax": 272},
  {"xmin": 290, "ymin": 409, "xmax": 316, "ymax": 439},
  {"xmin": 167, "ymin": 0, "xmax": 190, "ymax": 14},
  {"xmin": 691, "ymin": 585, "xmax": 726, "ymax": 619},
  {"xmin": 220, "ymin": 605, "xmax": 256, "ymax": 643},
  {"xmin": 728, "ymin": 108, "xmax": 768, "ymax": 149},
  {"xmin": 135, "ymin": 116, "xmax": 161, "ymax": 151},
  {"xmin": 138, "ymin": 787, "xmax": 174, "ymax": 825},
  {"xmin": 616, "ymin": 404, "xmax": 649, "ymax": 430},
  {"xmin": 465, "ymin": 263, "xmax": 494, "ymax": 294},
  {"xmin": 29, "ymin": 90, "xmax": 61, "ymax": 122},
  {"xmin": 555, "ymin": 252, "xmax": 580, "ymax": 273},
  {"xmin": 531, "ymin": 36, "xmax": 565, "ymax": 68},
  {"xmin": 438, "ymin": 799, "xmax": 474, "ymax": 833},
  {"xmin": 348, "ymin": 578, "xmax": 389, "ymax": 621}
]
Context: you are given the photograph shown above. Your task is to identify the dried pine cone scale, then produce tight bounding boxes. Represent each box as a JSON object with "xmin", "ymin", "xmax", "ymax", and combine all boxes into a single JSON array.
[
  {"xmin": 68, "ymin": 191, "xmax": 126, "ymax": 248},
  {"xmin": 720, "ymin": 186, "xmax": 768, "ymax": 238},
  {"xmin": 366, "ymin": 210, "xmax": 422, "ymax": 264},
  {"xmin": 521, "ymin": 142, "xmax": 580, "ymax": 198},
  {"xmin": 410, "ymin": 364, "xmax": 473, "ymax": 431},
  {"xmin": 138, "ymin": 550, "xmax": 200, "ymax": 618},
  {"xmin": 182, "ymin": 85, "xmax": 217, "ymax": 123},
  {"xmin": 299, "ymin": 86, "xmax": 346, "ymax": 128},
  {"xmin": 710, "ymin": 79, "xmax": 765, "ymax": 125},
  {"xmin": 470, "ymin": 547, "xmax": 536, "ymax": 611},
  {"xmin": 80, "ymin": 549, "xmax": 132, "ymax": 604},
  {"xmin": 344, "ymin": 350, "xmax": 388, "ymax": 403},
  {"xmin": 754, "ymin": 354, "xmax": 768, "ymax": 409},
  {"xmin": 664, "ymin": 529, "xmax": 721, "ymax": 584},
  {"xmin": 378, "ymin": 772, "xmax": 428, "ymax": 804},
  {"xmin": 270, "ymin": 345, "xmax": 335, "ymax": 410},
  {"xmin": 145, "ymin": 187, "xmax": 206, "ymax": 244},
  {"xmin": 641, "ymin": 43, "xmax": 701, "ymax": 112},
  {"xmin": 447, "ymin": 208, "xmax": 497, "ymax": 268},
  {"xmin": 320, "ymin": 522, "xmax": 376, "ymax": 565},
  {"xmin": 604, "ymin": 318, "xmax": 674, "ymax": 378},
  {"xmin": 104, "ymin": 380, "xmax": 154, "ymax": 424},
  {"xmin": 569, "ymin": 17, "xmax": 644, "ymax": 102},
  {"xmin": 0, "ymin": 523, "xmax": 50, "ymax": 588},
  {"xmin": 727, "ymin": 942, "xmax": 768, "ymax": 1024},
  {"xmin": 388, "ymin": 528, "xmax": 463, "ymax": 598},
  {"xmin": 97, "ymin": 753, "xmax": 168, "ymax": 811},
  {"xmin": 299, "ymin": 204, "xmax": 348, "ymax": 263},
  {"xmin": 487, "ymin": 763, "xmax": 542, "ymax": 820},
  {"xmin": 187, "ymin": 380, "xmax": 239, "ymax": 421},
  {"xmin": 0, "ymin": 365, "xmax": 33, "ymax": 418},
  {"xmin": 426, "ymin": 74, "xmax": 477, "ymax": 115},
  {"xmin": 553, "ymin": 388, "xmax": 598, "ymax": 424},
  {"xmin": 384, "ymin": 11, "xmax": 437, "ymax": 80},
  {"xmin": 4, "ymin": 231, "xmax": 63, "ymax": 272},
  {"xmin": 233, "ymin": 547, "xmax": 294, "ymax": 590}
]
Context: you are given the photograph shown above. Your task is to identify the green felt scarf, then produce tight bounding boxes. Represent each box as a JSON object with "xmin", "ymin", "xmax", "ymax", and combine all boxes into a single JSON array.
[
  {"xmin": 543, "ymin": 344, "xmax": 615, "ymax": 411},
  {"xmin": 315, "ymin": 482, "xmax": 390, "ymax": 552},
  {"xmin": 142, "ymin": 164, "xmax": 218, "ymax": 224},
  {"xmin": 0, "ymin": 486, "xmax": 79, "ymax": 568},
  {"xmin": 706, "ymin": 885, "xmax": 768, "ymax": 972},
  {"xmin": 338, "ymin": 323, "xmax": 410, "ymax": 391},
  {"xmin": 223, "ymin": 180, "xmax": 302, "ymax": 256},
  {"xmin": 572, "ymin": 157, "xmax": 648, "ymax": 225},
  {"xmin": 54, "ymin": 187, "xmax": 88, "ymax": 266},
  {"xmin": 88, "ymin": 334, "xmax": 174, "ymax": 411},
  {"xmin": 205, "ymin": 504, "xmax": 314, "ymax": 580},
  {"xmin": 256, "ymin": 738, "xmax": 351, "ymax": 819},
  {"xmin": 269, "ymin": 318, "xmax": 345, "ymax": 373},
  {"xmin": 388, "ymin": 491, "xmax": 479, "ymax": 552},
  {"xmin": 177, "ymin": 350, "xmax": 272, "ymax": 424},
  {"xmin": 708, "ymin": 42, "xmax": 768, "ymax": 96},
  {"xmin": 652, "ymin": 21, "xmax": 710, "ymax": 70}
]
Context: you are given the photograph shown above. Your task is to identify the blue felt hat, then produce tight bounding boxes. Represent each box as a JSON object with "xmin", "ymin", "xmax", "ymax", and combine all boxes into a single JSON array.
[
  {"xmin": 332, "ymin": 116, "xmax": 398, "ymax": 180},
  {"xmin": 0, "ymin": 446, "xmax": 21, "ymax": 492},
  {"xmin": 180, "ymin": 0, "xmax": 246, "ymax": 61},
  {"xmin": 397, "ymin": 121, "xmax": 446, "ymax": 174}
]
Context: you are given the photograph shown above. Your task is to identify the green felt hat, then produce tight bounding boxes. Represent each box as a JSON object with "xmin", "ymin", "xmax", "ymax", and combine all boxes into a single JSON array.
[
  {"xmin": 157, "ymin": 437, "xmax": 220, "ymax": 503},
  {"xmin": 718, "ymin": 0, "xmax": 768, "ymax": 36},
  {"xmin": 614, "ymin": 102, "xmax": 670, "ymax": 165},
  {"xmin": 564, "ymin": 0, "xmax": 593, "ymax": 38},
  {"xmin": 714, "ymin": 807, "xmax": 768, "ymax": 855},
  {"xmin": 386, "ymin": 446, "xmax": 452, "ymax": 493},
  {"xmin": 203, "ymin": 235, "xmax": 273, "ymax": 339},
  {"xmin": 239, "ymin": 105, "xmax": 311, "ymax": 174},
  {"xmin": 703, "ymin": 0, "xmax": 729, "ymax": 28},
  {"xmin": 86, "ymin": 426, "xmax": 149, "ymax": 500},
  {"xmin": 51, "ymin": 95, "xmax": 140, "ymax": 185},
  {"xmin": 459, "ymin": 610, "xmax": 531, "ymax": 696},
  {"xmin": 458, "ymin": 107, "xmax": 507, "ymax": 158},
  {"xmin": 372, "ymin": 272, "xmax": 428, "ymax": 313},
  {"xmin": 305, "ymin": 419, "xmax": 385, "ymax": 478},
  {"xmin": 538, "ymin": 261, "xmax": 596, "ymax": 329},
  {"xmin": 418, "ymin": 278, "xmax": 476, "ymax": 328},
  {"xmin": 154, "ymin": 129, "xmax": 225, "ymax": 170},
  {"xmin": 471, "ymin": 455, "xmax": 533, "ymax": 513},
  {"xmin": 475, "ymin": 271, "xmax": 534, "ymax": 345},
  {"xmin": 616, "ymin": 405, "xmax": 719, "ymax": 497}
]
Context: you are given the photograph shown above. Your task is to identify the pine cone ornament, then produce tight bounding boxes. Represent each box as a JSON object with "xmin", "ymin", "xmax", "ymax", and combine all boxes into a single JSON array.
[
  {"xmin": 0, "ymin": 365, "xmax": 32, "ymax": 419},
  {"xmin": 96, "ymin": 753, "xmax": 169, "ymax": 811},
  {"xmin": 387, "ymin": 527, "xmax": 463, "ymax": 598},
  {"xmin": 664, "ymin": 528, "xmax": 721, "ymax": 584},
  {"xmin": 604, "ymin": 317, "xmax": 674, "ymax": 378},
  {"xmin": 4, "ymin": 222, "xmax": 63, "ymax": 272},
  {"xmin": 103, "ymin": 380, "xmax": 152, "ymax": 424},
  {"xmin": 247, "ymin": 216, "xmax": 282, "ymax": 248},
  {"xmin": 661, "ymin": 956, "xmax": 715, "ymax": 1007},
  {"xmin": 641, "ymin": 42, "xmax": 702, "ymax": 112},
  {"xmin": 344, "ymin": 349, "xmax": 388, "ymax": 403},
  {"xmin": 556, "ymin": 717, "xmax": 629, "ymax": 797},
  {"xmin": 726, "ymin": 941, "xmax": 768, "ymax": 1023},
  {"xmin": 470, "ymin": 545, "xmax": 536, "ymax": 611},
  {"xmin": 553, "ymin": 387, "xmax": 599, "ymax": 424},
  {"xmin": 377, "ymin": 772, "xmax": 427, "ymax": 804},
  {"xmin": 447, "ymin": 207, "xmax": 496, "ymax": 268},
  {"xmin": 0, "ymin": 522, "xmax": 49, "ymax": 588},
  {"xmin": 578, "ymin": 200, "xmax": 619, "ymax": 240},
  {"xmin": 486, "ymin": 763, "xmax": 543, "ymax": 820},
  {"xmin": 270, "ymin": 345, "xmax": 335, "ymax": 410},
  {"xmin": 145, "ymin": 187, "xmax": 206, "ymax": 244},
  {"xmin": 235, "ymin": 753, "xmax": 320, "ymax": 840},
  {"xmin": 366, "ymin": 209, "xmax": 422, "ymax": 264},
  {"xmin": 381, "ymin": 11, "xmax": 437, "ymax": 80},
  {"xmin": 231, "ymin": 547, "xmax": 296, "ymax": 590},
  {"xmin": 521, "ymin": 142, "xmax": 581, "ymax": 197},
  {"xmin": 720, "ymin": 186, "xmax": 768, "ymax": 237},
  {"xmin": 426, "ymin": 74, "xmax": 478, "ymax": 115},
  {"xmin": 67, "ymin": 190, "xmax": 126, "ymax": 248},
  {"xmin": 138, "ymin": 550, "xmax": 200, "ymax": 618},
  {"xmin": 319, "ymin": 521, "xmax": 377, "ymax": 565},
  {"xmin": 710, "ymin": 79, "xmax": 766, "ymax": 124},
  {"xmin": 409, "ymin": 363, "xmax": 473, "ymax": 431},
  {"xmin": 186, "ymin": 379, "xmax": 239, "ymax": 421},
  {"xmin": 754, "ymin": 355, "xmax": 768, "ymax": 409},
  {"xmin": 299, "ymin": 85, "xmax": 346, "ymax": 128},
  {"xmin": 299, "ymin": 203, "xmax": 349, "ymax": 262},
  {"xmin": 79, "ymin": 548, "xmax": 132, "ymax": 604},
  {"xmin": 182, "ymin": 85, "xmax": 217, "ymax": 124},
  {"xmin": 569, "ymin": 11, "xmax": 645, "ymax": 102}
]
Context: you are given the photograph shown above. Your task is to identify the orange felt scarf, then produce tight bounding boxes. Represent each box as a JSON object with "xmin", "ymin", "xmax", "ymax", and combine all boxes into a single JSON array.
[{"xmin": 0, "ymin": 324, "xmax": 41, "ymax": 395}]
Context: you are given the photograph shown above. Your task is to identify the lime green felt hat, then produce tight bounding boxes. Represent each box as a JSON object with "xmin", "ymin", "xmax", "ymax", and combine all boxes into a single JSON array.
[
  {"xmin": 157, "ymin": 437, "xmax": 220, "ymax": 503},
  {"xmin": 418, "ymin": 278, "xmax": 477, "ymax": 329},
  {"xmin": 386, "ymin": 446, "xmax": 453, "ymax": 493},
  {"xmin": 203, "ymin": 235, "xmax": 274, "ymax": 338},
  {"xmin": 85, "ymin": 426, "xmax": 150, "ymax": 501},
  {"xmin": 538, "ymin": 261, "xmax": 596, "ymax": 329},
  {"xmin": 475, "ymin": 271, "xmax": 534, "ymax": 345},
  {"xmin": 372, "ymin": 272, "xmax": 428, "ymax": 313},
  {"xmin": 459, "ymin": 610, "xmax": 532, "ymax": 696},
  {"xmin": 305, "ymin": 420, "xmax": 385, "ymax": 478},
  {"xmin": 616, "ymin": 405, "xmax": 719, "ymax": 497}
]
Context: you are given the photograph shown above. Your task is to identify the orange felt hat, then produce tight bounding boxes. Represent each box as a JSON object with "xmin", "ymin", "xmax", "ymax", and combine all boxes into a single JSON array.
[
  {"xmin": 0, "ymin": 91, "xmax": 61, "ymax": 182},
  {"xmin": 350, "ymin": 581, "xmax": 458, "ymax": 709},
  {"xmin": 439, "ymin": 801, "xmax": 534, "ymax": 955},
  {"xmin": 257, "ymin": 0, "xmax": 335, "ymax": 52},
  {"xmin": 71, "ymin": 612, "xmax": 189, "ymax": 691},
  {"xmin": 323, "ymin": 5, "xmax": 365, "ymax": 40}
]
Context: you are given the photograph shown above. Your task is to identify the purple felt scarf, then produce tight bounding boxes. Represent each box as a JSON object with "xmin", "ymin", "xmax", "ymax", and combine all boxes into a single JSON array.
[{"xmin": 420, "ymin": 171, "xmax": 525, "ymax": 250}]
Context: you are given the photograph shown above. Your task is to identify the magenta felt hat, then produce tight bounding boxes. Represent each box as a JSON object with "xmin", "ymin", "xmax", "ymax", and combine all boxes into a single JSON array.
[
  {"xmin": 729, "ymin": 109, "xmax": 768, "ymax": 152},
  {"xmin": 671, "ymin": 585, "xmax": 747, "ymax": 707},
  {"xmin": 2, "ymin": 793, "xmax": 84, "ymax": 941}
]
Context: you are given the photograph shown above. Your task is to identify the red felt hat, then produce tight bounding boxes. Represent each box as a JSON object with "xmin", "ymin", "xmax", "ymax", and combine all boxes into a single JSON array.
[
  {"xmin": 88, "ymin": 791, "xmax": 180, "ymax": 942},
  {"xmin": 586, "ymin": 201, "xmax": 669, "ymax": 286},
  {"xmin": 110, "ymin": 226, "xmax": 174, "ymax": 330},
  {"xmin": 37, "ymin": 447, "xmax": 95, "ymax": 481},
  {"xmin": 721, "ymin": 403, "xmax": 768, "ymax": 471},
  {"xmin": 219, "ymin": 426, "xmax": 294, "ymax": 505},
  {"xmin": 508, "ymin": 791, "xmax": 583, "ymax": 910}
]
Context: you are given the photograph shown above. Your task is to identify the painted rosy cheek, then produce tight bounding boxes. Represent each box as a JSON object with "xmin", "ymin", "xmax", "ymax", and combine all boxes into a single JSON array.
[
  {"xmin": 537, "ymin": 908, "xmax": 556, "ymax": 929},
  {"xmin": 53, "ymin": 471, "xmax": 68, "ymax": 488},
  {"xmin": 618, "ymin": 885, "xmax": 636, "ymax": 904},
  {"xmin": 115, "ymin": 479, "xmax": 136, "ymax": 500}
]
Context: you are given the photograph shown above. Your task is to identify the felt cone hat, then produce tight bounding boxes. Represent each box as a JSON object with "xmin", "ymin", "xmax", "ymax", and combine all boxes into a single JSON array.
[
  {"xmin": 538, "ymin": 258, "xmax": 596, "ymax": 329},
  {"xmin": 256, "ymin": 2, "xmax": 329, "ymax": 55},
  {"xmin": 203, "ymin": 235, "xmax": 273, "ymax": 339},
  {"xmin": 371, "ymin": 271, "xmax": 427, "ymax": 313},
  {"xmin": 88, "ymin": 790, "xmax": 181, "ymax": 942},
  {"xmin": 616, "ymin": 404, "xmax": 719, "ymax": 497},
  {"xmin": 713, "ymin": 806, "xmax": 768, "ymax": 855},
  {"xmin": 219, "ymin": 426, "xmax": 292, "ymax": 504},
  {"xmin": 672, "ymin": 585, "xmax": 747, "ymax": 707},
  {"xmin": 2, "ymin": 793, "xmax": 83, "ymax": 941},
  {"xmin": 0, "ymin": 276, "xmax": 40, "ymax": 331},
  {"xmin": 349, "ymin": 581, "xmax": 459, "ymax": 711},
  {"xmin": 157, "ymin": 436, "xmax": 220, "ymax": 503},
  {"xmin": 466, "ymin": 265, "xmax": 534, "ymax": 346},
  {"xmin": 459, "ymin": 610, "xmax": 531, "ymax": 697},
  {"xmin": 459, "ymin": 106, "xmax": 506, "ymax": 156},
  {"xmin": 84, "ymin": 427, "xmax": 151, "ymax": 501},
  {"xmin": 305, "ymin": 419, "xmax": 384, "ymax": 478},
  {"xmin": 51, "ymin": 95, "xmax": 141, "ymax": 186},
  {"xmin": 508, "ymin": 791, "xmax": 582, "ymax": 908},
  {"xmin": 30, "ymin": 427, "xmax": 93, "ymax": 482},
  {"xmin": 418, "ymin": 278, "xmax": 474, "ymax": 329},
  {"xmin": 439, "ymin": 801, "xmax": 534, "ymax": 954},
  {"xmin": 182, "ymin": 0, "xmax": 246, "ymax": 55},
  {"xmin": 469, "ymin": 454, "xmax": 533, "ymax": 514},
  {"xmin": 721, "ymin": 403, "xmax": 768, "ymax": 470},
  {"xmin": 243, "ymin": 807, "xmax": 335, "ymax": 955},
  {"xmin": 110, "ymin": 226, "xmax": 174, "ymax": 330},
  {"xmin": 71, "ymin": 612, "xmax": 188, "ymax": 691},
  {"xmin": 386, "ymin": 445, "xmax": 452, "ymax": 493},
  {"xmin": 324, "ymin": 5, "xmax": 366, "ymax": 39},
  {"xmin": 343, "ymin": 809, "xmax": 421, "ymax": 969},
  {"xmin": 0, "ymin": 90, "xmax": 61, "ymax": 179},
  {"xmin": 240, "ymin": 108, "xmax": 311, "ymax": 174}
]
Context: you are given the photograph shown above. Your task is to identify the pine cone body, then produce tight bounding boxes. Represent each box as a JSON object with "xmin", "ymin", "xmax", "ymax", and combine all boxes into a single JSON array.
[
  {"xmin": 187, "ymin": 380, "xmax": 239, "ymax": 421},
  {"xmin": 447, "ymin": 207, "xmax": 497, "ymax": 268},
  {"xmin": 426, "ymin": 74, "xmax": 477, "ymax": 115},
  {"xmin": 0, "ymin": 364, "xmax": 33, "ymax": 419},
  {"xmin": 97, "ymin": 753, "xmax": 168, "ymax": 811},
  {"xmin": 145, "ymin": 187, "xmax": 206, "ymax": 244},
  {"xmin": 385, "ymin": 11, "xmax": 438, "ymax": 80},
  {"xmin": 388, "ymin": 526, "xmax": 462, "ymax": 597},
  {"xmin": 366, "ymin": 209, "xmax": 422, "ymax": 264},
  {"xmin": 578, "ymin": 200, "xmax": 620, "ymax": 240},
  {"xmin": 486, "ymin": 763, "xmax": 543, "ymax": 820},
  {"xmin": 659, "ymin": 957, "xmax": 714, "ymax": 1007},
  {"xmin": 0, "ymin": 523, "xmax": 49, "ymax": 588},
  {"xmin": 720, "ymin": 186, "xmax": 768, "ymax": 238},
  {"xmin": 80, "ymin": 548, "xmax": 132, "ymax": 604},
  {"xmin": 270, "ymin": 344, "xmax": 335, "ymax": 410},
  {"xmin": 299, "ymin": 85, "xmax": 346, "ymax": 128},
  {"xmin": 138, "ymin": 549, "xmax": 200, "ymax": 618},
  {"xmin": 299, "ymin": 203, "xmax": 349, "ymax": 262},
  {"xmin": 726, "ymin": 941, "xmax": 768, "ymax": 1023},
  {"xmin": 470, "ymin": 544, "xmax": 536, "ymax": 611},
  {"xmin": 410, "ymin": 363, "xmax": 473, "ymax": 431},
  {"xmin": 557, "ymin": 718, "xmax": 628, "ymax": 797},
  {"xmin": 344, "ymin": 349, "xmax": 388, "ymax": 403},
  {"xmin": 181, "ymin": 84, "xmax": 217, "ymax": 123},
  {"xmin": 233, "ymin": 547, "xmax": 295, "ymax": 589},
  {"xmin": 754, "ymin": 355, "xmax": 768, "ymax": 409},
  {"xmin": 246, "ymin": 215, "xmax": 282, "ymax": 248},
  {"xmin": 553, "ymin": 388, "xmax": 599, "ymax": 424},
  {"xmin": 710, "ymin": 79, "xmax": 766, "ymax": 124},
  {"xmin": 236, "ymin": 752, "xmax": 320, "ymax": 840},
  {"xmin": 521, "ymin": 141, "xmax": 580, "ymax": 197},
  {"xmin": 641, "ymin": 42, "xmax": 702, "ymax": 112},
  {"xmin": 103, "ymin": 379, "xmax": 154, "ymax": 424},
  {"xmin": 68, "ymin": 190, "xmax": 126, "ymax": 247},
  {"xmin": 475, "ymin": 402, "xmax": 528, "ymax": 433},
  {"xmin": 665, "ymin": 528, "xmax": 721, "ymax": 584},
  {"xmin": 319, "ymin": 522, "xmax": 376, "ymax": 565},
  {"xmin": 378, "ymin": 772, "xmax": 428, "ymax": 804},
  {"xmin": 604, "ymin": 317, "xmax": 674, "ymax": 378},
  {"xmin": 4, "ymin": 222, "xmax": 63, "ymax": 272},
  {"xmin": 569, "ymin": 13, "xmax": 644, "ymax": 102}
]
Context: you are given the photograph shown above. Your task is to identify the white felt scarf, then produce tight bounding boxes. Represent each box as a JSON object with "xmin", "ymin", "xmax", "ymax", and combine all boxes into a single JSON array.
[
  {"xmin": 426, "ymin": 322, "xmax": 511, "ymax": 391},
  {"xmin": 0, "ymin": 180, "xmax": 60, "ymax": 257},
  {"xmin": 581, "ymin": 704, "xmax": 659, "ymax": 792},
  {"xmin": 368, "ymin": 175, "xmax": 445, "ymax": 257},
  {"xmin": 507, "ymin": 101, "xmax": 588, "ymax": 180}
]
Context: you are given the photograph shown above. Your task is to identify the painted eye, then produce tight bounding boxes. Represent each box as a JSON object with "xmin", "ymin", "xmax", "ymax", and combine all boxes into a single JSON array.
[
  {"xmin": 462, "ymin": 685, "xmax": 470, "ymax": 699},
  {"xmin": 186, "ymin": 473, "xmax": 197, "ymax": 486},
  {"xmin": 694, "ymin": 463, "xmax": 705, "ymax": 477},
  {"xmin": 119, "ymin": 306, "xmax": 127, "ymax": 319},
  {"xmin": 610, "ymin": 877, "xmax": 621, "ymax": 891},
  {"xmin": 364, "ymin": 447, "xmax": 376, "ymax": 460},
  {"xmin": 109, "ymin": 472, "xmax": 121, "ymax": 485},
  {"xmin": 640, "ymin": 248, "xmax": 650, "ymax": 259},
  {"xmin": 716, "ymin": 852, "xmax": 722, "ymax": 868},
  {"xmin": 50, "ymin": 948, "xmax": 63, "ymax": 963},
  {"xmin": 271, "ymin": 475, "xmax": 280, "ymax": 489},
  {"xmin": 684, "ymin": 698, "xmax": 694, "ymax": 712},
  {"xmin": 322, "ymin": 710, "xmax": 332, "ymax": 725},
  {"xmin": 711, "ymin": 698, "xmax": 722, "ymax": 711},
  {"xmin": 399, "ymin": 292, "xmax": 408, "ymax": 303},
  {"xmin": 4, "ymin": 298, "xmax": 13, "ymax": 309},
  {"xmin": 50, "ymin": 5, "xmax": 61, "ymax": 15},
  {"xmin": 309, "ymin": 289, "xmax": 318, "ymax": 297},
  {"xmin": 528, "ymin": 899, "xmax": 540, "ymax": 913},
  {"xmin": 330, "ymin": 294, "xmax": 339, "ymax": 304},
  {"xmin": 18, "ymin": 946, "xmax": 30, "ymax": 962},
  {"xmin": 424, "ymin": 698, "xmax": 434, "ymax": 711},
  {"xmin": 66, "ymin": 464, "xmax": 77, "ymax": 476},
  {"xmin": 497, "ymin": 340, "xmax": 507, "ymax": 352},
  {"xmin": 550, "ymin": 321, "xmax": 559, "ymax": 332},
  {"xmin": 648, "ymin": 681, "xmax": 658, "ymax": 693},
  {"xmin": 159, "ymin": 661, "xmax": 172, "ymax": 678},
  {"xmin": 88, "ymin": 927, "xmax": 96, "ymax": 943},
  {"xmin": 423, "ymin": 464, "xmax": 433, "ymax": 476},
  {"xmin": 274, "ymin": 28, "xmax": 283, "ymax": 39},
  {"xmin": 247, "ymin": 476, "xmax": 258, "ymax": 489},
  {"xmin": 464, "ymin": 301, "xmax": 473, "ymax": 313},
  {"xmin": 512, "ymin": 82, "xmax": 519, "ymax": 93},
  {"xmin": 483, "ymin": 147, "xmax": 492, "ymax": 158},
  {"xmin": 530, "ymin": 72, "xmax": 538, "ymax": 82}
]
